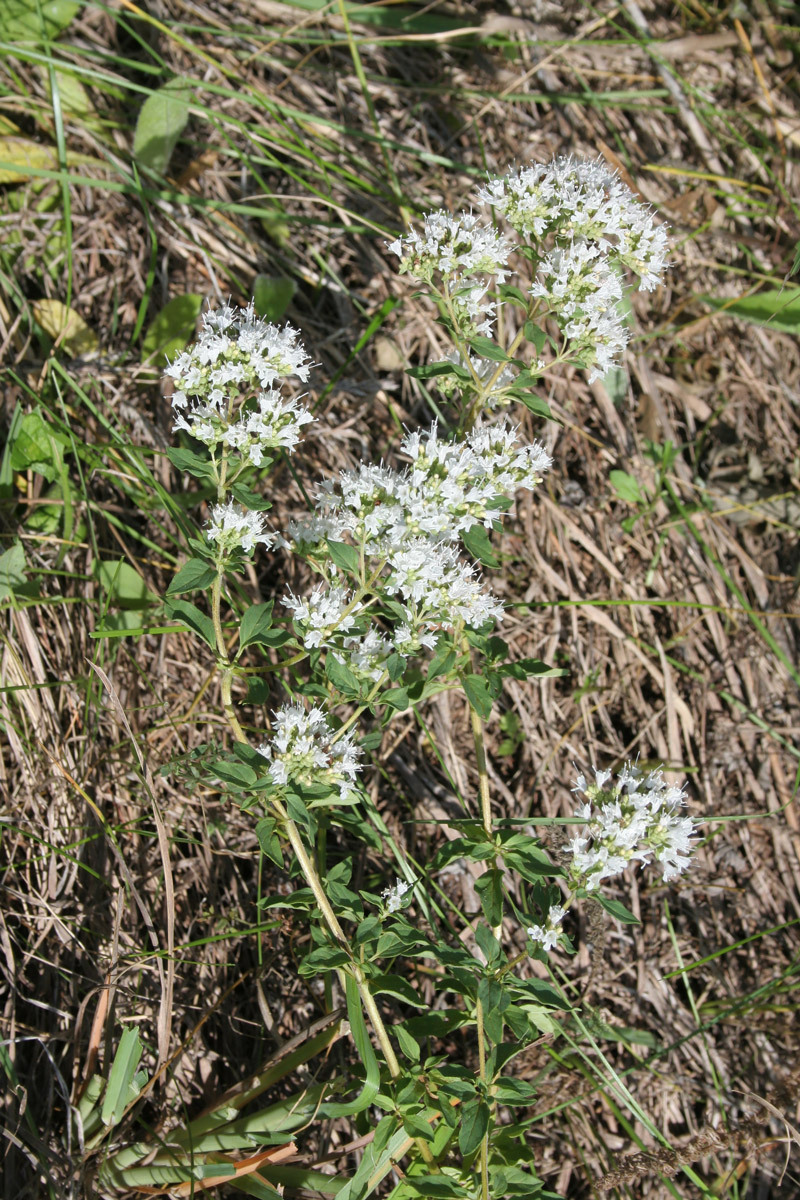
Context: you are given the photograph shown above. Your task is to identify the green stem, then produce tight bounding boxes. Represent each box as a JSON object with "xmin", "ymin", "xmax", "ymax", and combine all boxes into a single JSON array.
[{"xmin": 475, "ymin": 995, "xmax": 490, "ymax": 1200}]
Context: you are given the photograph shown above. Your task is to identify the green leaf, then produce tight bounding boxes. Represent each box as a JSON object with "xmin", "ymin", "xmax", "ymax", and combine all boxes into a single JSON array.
[
  {"xmin": 701, "ymin": 286, "xmax": 800, "ymax": 333},
  {"xmin": 255, "ymin": 817, "xmax": 283, "ymax": 867},
  {"xmin": 326, "ymin": 653, "xmax": 361, "ymax": 698},
  {"xmin": 0, "ymin": 0, "xmax": 78, "ymax": 43},
  {"xmin": 492, "ymin": 1076, "xmax": 538, "ymax": 1105},
  {"xmin": 167, "ymin": 557, "xmax": 216, "ymax": 596},
  {"xmin": 461, "ymin": 522, "xmax": 500, "ymax": 568},
  {"xmin": 9, "ymin": 409, "xmax": 68, "ymax": 482},
  {"xmin": 142, "ymin": 293, "xmax": 204, "ymax": 366},
  {"xmin": 395, "ymin": 1024, "xmax": 420, "ymax": 1061},
  {"xmin": 379, "ymin": 687, "xmax": 409, "ymax": 712},
  {"xmin": 96, "ymin": 560, "xmax": 156, "ymax": 609},
  {"xmin": 401, "ymin": 1111, "xmax": 435, "ymax": 1141},
  {"xmin": 609, "ymin": 469, "xmax": 645, "ymax": 505},
  {"xmin": 372, "ymin": 974, "xmax": 426, "ymax": 1007},
  {"xmin": 595, "ymin": 894, "xmax": 640, "ymax": 925},
  {"xmin": 523, "ymin": 320, "xmax": 547, "ymax": 354},
  {"xmin": 166, "ymin": 445, "xmax": 213, "ymax": 480},
  {"xmin": 165, "ymin": 598, "xmax": 217, "ymax": 650},
  {"xmin": 230, "ymin": 481, "xmax": 272, "ymax": 511},
  {"xmin": 405, "ymin": 1177, "xmax": 468, "ymax": 1197},
  {"xmin": 407, "ymin": 360, "xmax": 471, "ymax": 381},
  {"xmin": 0, "ymin": 542, "xmax": 27, "ymax": 601},
  {"xmin": 475, "ymin": 923, "xmax": 502, "ymax": 966},
  {"xmin": 240, "ymin": 602, "xmax": 276, "ymax": 648},
  {"xmin": 101, "ymin": 1028, "xmax": 143, "ymax": 1127},
  {"xmin": 468, "ymin": 335, "xmax": 508, "ymax": 362},
  {"xmin": 463, "ymin": 674, "xmax": 493, "ymax": 720},
  {"xmin": 474, "ymin": 869, "xmax": 503, "ymax": 926},
  {"xmin": 458, "ymin": 1097, "xmax": 490, "ymax": 1156},
  {"xmin": 254, "ymin": 274, "xmax": 296, "ymax": 322},
  {"xmin": 213, "ymin": 759, "xmax": 257, "ymax": 789},
  {"xmin": 321, "ymin": 974, "xmax": 380, "ymax": 1116},
  {"xmin": 326, "ymin": 540, "xmax": 360, "ymax": 574},
  {"xmin": 133, "ymin": 78, "xmax": 191, "ymax": 174},
  {"xmin": 515, "ymin": 391, "xmax": 552, "ymax": 421}
]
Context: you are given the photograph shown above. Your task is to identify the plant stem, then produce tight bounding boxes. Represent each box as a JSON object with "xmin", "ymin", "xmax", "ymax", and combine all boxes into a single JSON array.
[{"xmin": 475, "ymin": 995, "xmax": 490, "ymax": 1200}]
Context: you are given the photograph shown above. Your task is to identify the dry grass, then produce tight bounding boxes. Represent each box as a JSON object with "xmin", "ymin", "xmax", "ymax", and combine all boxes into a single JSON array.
[{"xmin": 1, "ymin": 2, "xmax": 799, "ymax": 1198}]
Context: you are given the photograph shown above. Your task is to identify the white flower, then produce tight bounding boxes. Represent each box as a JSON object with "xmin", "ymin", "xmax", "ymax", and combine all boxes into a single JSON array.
[
  {"xmin": 567, "ymin": 762, "xmax": 697, "ymax": 889},
  {"xmin": 282, "ymin": 584, "xmax": 362, "ymax": 649},
  {"xmin": 382, "ymin": 875, "xmax": 417, "ymax": 913},
  {"xmin": 389, "ymin": 210, "xmax": 510, "ymax": 283},
  {"xmin": 385, "ymin": 539, "xmax": 504, "ymax": 630},
  {"xmin": 206, "ymin": 501, "xmax": 274, "ymax": 555},
  {"xmin": 477, "ymin": 155, "xmax": 668, "ymax": 291},
  {"xmin": 165, "ymin": 301, "xmax": 313, "ymax": 460},
  {"xmin": 256, "ymin": 705, "xmax": 362, "ymax": 803},
  {"xmin": 531, "ymin": 240, "xmax": 628, "ymax": 382},
  {"xmin": 527, "ymin": 923, "xmax": 560, "ymax": 952}
]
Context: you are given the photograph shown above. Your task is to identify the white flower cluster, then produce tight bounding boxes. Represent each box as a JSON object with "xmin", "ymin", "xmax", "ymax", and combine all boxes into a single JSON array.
[
  {"xmin": 477, "ymin": 155, "xmax": 668, "ymax": 291},
  {"xmin": 206, "ymin": 501, "xmax": 274, "ymax": 556},
  {"xmin": 165, "ymin": 301, "xmax": 313, "ymax": 469},
  {"xmin": 296, "ymin": 419, "xmax": 551, "ymax": 553},
  {"xmin": 282, "ymin": 419, "xmax": 550, "ymax": 645},
  {"xmin": 386, "ymin": 539, "xmax": 504, "ymax": 630},
  {"xmin": 530, "ymin": 242, "xmax": 628, "ymax": 383},
  {"xmin": 257, "ymin": 705, "xmax": 362, "ymax": 803},
  {"xmin": 282, "ymin": 584, "xmax": 363, "ymax": 650},
  {"xmin": 381, "ymin": 874, "xmax": 418, "ymax": 914},
  {"xmin": 567, "ymin": 763, "xmax": 697, "ymax": 890},
  {"xmin": 527, "ymin": 904, "xmax": 565, "ymax": 953},
  {"xmin": 388, "ymin": 210, "xmax": 510, "ymax": 283}
]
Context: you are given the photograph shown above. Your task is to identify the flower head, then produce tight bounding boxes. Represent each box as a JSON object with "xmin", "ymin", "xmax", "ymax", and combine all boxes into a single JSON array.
[
  {"xmin": 382, "ymin": 875, "xmax": 417, "ymax": 914},
  {"xmin": 389, "ymin": 210, "xmax": 510, "ymax": 283},
  {"xmin": 567, "ymin": 763, "xmax": 697, "ymax": 890},
  {"xmin": 257, "ymin": 705, "xmax": 362, "ymax": 803},
  {"xmin": 206, "ymin": 501, "xmax": 274, "ymax": 556},
  {"xmin": 165, "ymin": 301, "xmax": 313, "ymax": 461}
]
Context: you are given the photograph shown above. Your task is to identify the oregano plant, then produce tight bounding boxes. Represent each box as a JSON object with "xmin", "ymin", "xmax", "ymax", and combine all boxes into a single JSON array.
[{"xmin": 154, "ymin": 156, "xmax": 695, "ymax": 1200}]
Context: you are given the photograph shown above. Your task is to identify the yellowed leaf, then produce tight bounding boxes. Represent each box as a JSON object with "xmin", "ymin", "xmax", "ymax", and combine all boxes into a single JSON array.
[
  {"xmin": 0, "ymin": 136, "xmax": 56, "ymax": 184},
  {"xmin": 32, "ymin": 299, "xmax": 99, "ymax": 358}
]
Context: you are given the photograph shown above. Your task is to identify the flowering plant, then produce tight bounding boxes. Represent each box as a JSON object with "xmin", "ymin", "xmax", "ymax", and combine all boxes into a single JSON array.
[{"xmin": 154, "ymin": 157, "xmax": 695, "ymax": 1199}]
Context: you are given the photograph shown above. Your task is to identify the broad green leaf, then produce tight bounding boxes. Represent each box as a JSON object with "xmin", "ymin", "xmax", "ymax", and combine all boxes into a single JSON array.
[
  {"xmin": 474, "ymin": 869, "xmax": 503, "ymax": 926},
  {"xmin": 254, "ymin": 274, "xmax": 296, "ymax": 321},
  {"xmin": 401, "ymin": 1111, "xmax": 435, "ymax": 1141},
  {"xmin": 165, "ymin": 598, "xmax": 217, "ymax": 649},
  {"xmin": 498, "ymin": 658, "xmax": 567, "ymax": 681},
  {"xmin": 609, "ymin": 469, "xmax": 645, "ymax": 505},
  {"xmin": 492, "ymin": 1076, "xmax": 538, "ymax": 1105},
  {"xmin": 394, "ymin": 1024, "xmax": 420, "ymax": 1061},
  {"xmin": 0, "ymin": 136, "xmax": 56, "ymax": 184},
  {"xmin": 701, "ymin": 286, "xmax": 800, "ymax": 333},
  {"xmin": 166, "ymin": 445, "xmax": 213, "ymax": 479},
  {"xmin": 9, "ymin": 409, "xmax": 67, "ymax": 482},
  {"xmin": 133, "ymin": 78, "xmax": 192, "ymax": 174},
  {"xmin": 325, "ymin": 653, "xmax": 361, "ymax": 698},
  {"xmin": 255, "ymin": 817, "xmax": 284, "ymax": 867},
  {"xmin": 461, "ymin": 522, "xmax": 500, "ymax": 568},
  {"xmin": 212, "ymin": 760, "xmax": 257, "ymax": 789},
  {"xmin": 595, "ymin": 894, "xmax": 640, "ymax": 925},
  {"xmin": 326, "ymin": 540, "xmax": 360, "ymax": 574},
  {"xmin": 166, "ymin": 557, "xmax": 216, "ymax": 596},
  {"xmin": 458, "ymin": 1097, "xmax": 490, "ymax": 1156},
  {"xmin": 142, "ymin": 294, "xmax": 204, "ymax": 365},
  {"xmin": 240, "ymin": 602, "xmax": 276, "ymax": 648},
  {"xmin": 0, "ymin": 0, "xmax": 78, "ymax": 42},
  {"xmin": 0, "ymin": 542, "xmax": 27, "ymax": 601},
  {"xmin": 516, "ymin": 391, "xmax": 552, "ymax": 421},
  {"xmin": 96, "ymin": 560, "xmax": 156, "ymax": 609},
  {"xmin": 468, "ymin": 335, "xmax": 508, "ymax": 362},
  {"xmin": 101, "ymin": 1028, "xmax": 143, "ymax": 1127},
  {"xmin": 463, "ymin": 674, "xmax": 493, "ymax": 720},
  {"xmin": 32, "ymin": 299, "xmax": 98, "ymax": 358}
]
